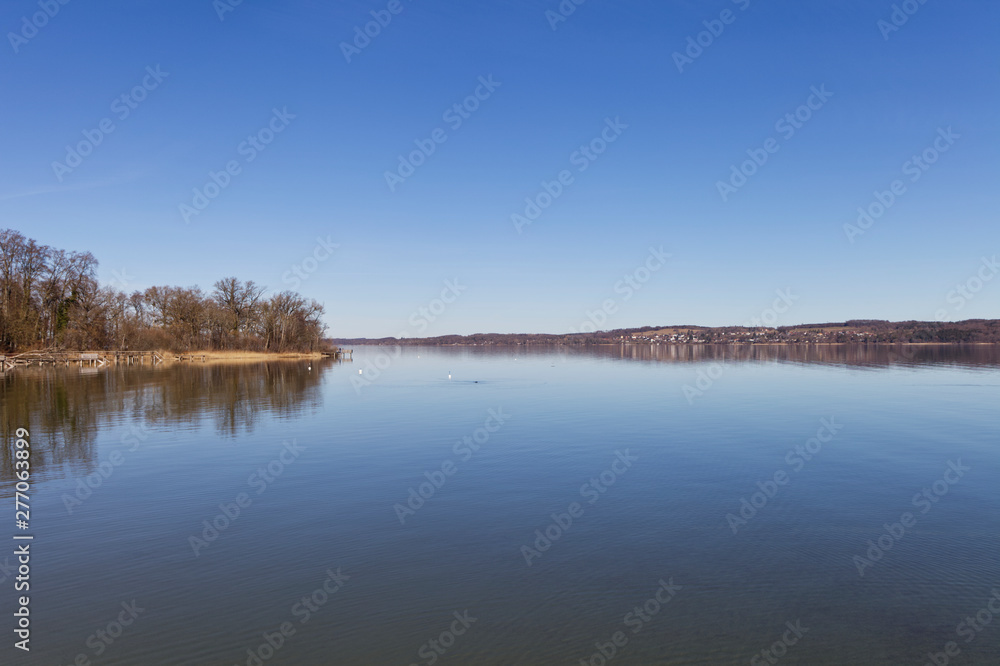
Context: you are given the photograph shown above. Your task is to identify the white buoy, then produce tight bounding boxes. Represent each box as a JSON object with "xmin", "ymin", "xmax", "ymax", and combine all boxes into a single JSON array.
[{"xmin": 359, "ymin": 369, "xmax": 363, "ymax": 375}]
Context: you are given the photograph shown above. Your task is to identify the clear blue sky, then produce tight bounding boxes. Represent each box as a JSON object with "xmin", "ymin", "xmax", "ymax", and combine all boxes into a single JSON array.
[{"xmin": 2, "ymin": 0, "xmax": 997, "ymax": 337}]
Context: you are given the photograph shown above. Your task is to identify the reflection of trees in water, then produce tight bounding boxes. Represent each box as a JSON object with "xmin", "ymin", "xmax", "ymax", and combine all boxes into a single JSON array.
[
  {"xmin": 0, "ymin": 361, "xmax": 334, "ymax": 483},
  {"xmin": 407, "ymin": 343, "xmax": 1000, "ymax": 368},
  {"xmin": 597, "ymin": 343, "xmax": 1000, "ymax": 367},
  {"xmin": 0, "ymin": 369, "xmax": 99, "ymax": 484},
  {"xmin": 133, "ymin": 362, "xmax": 326, "ymax": 437}
]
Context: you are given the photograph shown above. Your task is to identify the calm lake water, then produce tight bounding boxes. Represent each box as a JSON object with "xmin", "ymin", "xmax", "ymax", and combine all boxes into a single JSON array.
[{"xmin": 2, "ymin": 345, "xmax": 999, "ymax": 665}]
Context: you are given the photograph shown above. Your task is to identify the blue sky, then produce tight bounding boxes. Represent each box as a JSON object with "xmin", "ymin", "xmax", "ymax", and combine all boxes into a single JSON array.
[{"xmin": 2, "ymin": 0, "xmax": 997, "ymax": 337}]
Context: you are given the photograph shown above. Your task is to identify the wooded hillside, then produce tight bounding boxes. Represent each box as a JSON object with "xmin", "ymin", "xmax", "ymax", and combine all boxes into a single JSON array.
[{"xmin": 0, "ymin": 228, "xmax": 327, "ymax": 353}]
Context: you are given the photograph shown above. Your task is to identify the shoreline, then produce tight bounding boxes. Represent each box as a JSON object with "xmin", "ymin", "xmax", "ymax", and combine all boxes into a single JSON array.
[
  {"xmin": 335, "ymin": 341, "xmax": 1000, "ymax": 347},
  {"xmin": 0, "ymin": 349, "xmax": 340, "ymax": 370},
  {"xmin": 158, "ymin": 350, "xmax": 329, "ymax": 364}
]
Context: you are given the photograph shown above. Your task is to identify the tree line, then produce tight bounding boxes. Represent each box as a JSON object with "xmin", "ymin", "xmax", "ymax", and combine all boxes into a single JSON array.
[
  {"xmin": 0, "ymin": 228, "xmax": 327, "ymax": 353},
  {"xmin": 332, "ymin": 319, "xmax": 1000, "ymax": 346}
]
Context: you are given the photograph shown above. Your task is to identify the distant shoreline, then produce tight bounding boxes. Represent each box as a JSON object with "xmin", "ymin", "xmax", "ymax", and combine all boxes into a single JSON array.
[
  {"xmin": 332, "ymin": 341, "xmax": 999, "ymax": 347},
  {"xmin": 330, "ymin": 319, "xmax": 1000, "ymax": 346}
]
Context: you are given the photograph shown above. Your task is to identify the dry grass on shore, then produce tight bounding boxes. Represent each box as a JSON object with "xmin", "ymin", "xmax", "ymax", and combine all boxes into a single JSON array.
[{"xmin": 157, "ymin": 350, "xmax": 326, "ymax": 364}]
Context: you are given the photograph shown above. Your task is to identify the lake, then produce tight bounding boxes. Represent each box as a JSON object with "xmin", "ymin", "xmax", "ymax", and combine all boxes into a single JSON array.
[{"xmin": 2, "ymin": 345, "xmax": 999, "ymax": 665}]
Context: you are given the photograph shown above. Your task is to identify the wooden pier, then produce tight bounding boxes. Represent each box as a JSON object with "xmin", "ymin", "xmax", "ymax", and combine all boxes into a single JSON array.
[
  {"xmin": 0, "ymin": 348, "xmax": 350, "ymax": 371},
  {"xmin": 109, "ymin": 351, "xmax": 164, "ymax": 365},
  {"xmin": 0, "ymin": 350, "xmax": 163, "ymax": 370}
]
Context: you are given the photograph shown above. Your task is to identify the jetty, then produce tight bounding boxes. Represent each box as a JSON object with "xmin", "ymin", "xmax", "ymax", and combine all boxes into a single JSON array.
[
  {"xmin": 0, "ymin": 350, "xmax": 163, "ymax": 370},
  {"xmin": 0, "ymin": 348, "xmax": 351, "ymax": 371}
]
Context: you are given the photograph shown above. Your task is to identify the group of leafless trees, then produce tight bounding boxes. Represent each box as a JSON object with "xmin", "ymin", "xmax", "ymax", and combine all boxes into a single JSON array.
[{"xmin": 0, "ymin": 229, "xmax": 327, "ymax": 353}]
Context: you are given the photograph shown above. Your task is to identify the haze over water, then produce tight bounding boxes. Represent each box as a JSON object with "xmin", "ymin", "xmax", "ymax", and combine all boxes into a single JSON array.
[{"xmin": 3, "ymin": 345, "xmax": 999, "ymax": 664}]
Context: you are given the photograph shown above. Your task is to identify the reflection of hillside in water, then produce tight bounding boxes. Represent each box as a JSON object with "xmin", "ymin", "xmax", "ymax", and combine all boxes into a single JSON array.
[
  {"xmin": 435, "ymin": 343, "xmax": 1000, "ymax": 368},
  {"xmin": 601, "ymin": 343, "xmax": 1000, "ymax": 367},
  {"xmin": 0, "ymin": 361, "xmax": 334, "ymax": 485}
]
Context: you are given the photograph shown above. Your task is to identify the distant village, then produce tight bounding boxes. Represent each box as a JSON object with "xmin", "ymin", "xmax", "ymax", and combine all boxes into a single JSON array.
[
  {"xmin": 333, "ymin": 319, "xmax": 1000, "ymax": 346},
  {"xmin": 623, "ymin": 327, "xmax": 873, "ymax": 345},
  {"xmin": 622, "ymin": 319, "xmax": 1000, "ymax": 345}
]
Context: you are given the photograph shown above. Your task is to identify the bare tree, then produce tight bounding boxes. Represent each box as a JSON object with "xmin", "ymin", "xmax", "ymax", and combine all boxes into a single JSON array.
[
  {"xmin": 212, "ymin": 277, "xmax": 267, "ymax": 348},
  {"xmin": 0, "ymin": 229, "xmax": 329, "ymax": 353}
]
